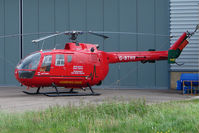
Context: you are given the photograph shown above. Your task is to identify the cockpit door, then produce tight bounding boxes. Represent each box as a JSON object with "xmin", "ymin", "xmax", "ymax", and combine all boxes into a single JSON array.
[
  {"xmin": 39, "ymin": 55, "xmax": 52, "ymax": 75},
  {"xmin": 50, "ymin": 54, "xmax": 66, "ymax": 76}
]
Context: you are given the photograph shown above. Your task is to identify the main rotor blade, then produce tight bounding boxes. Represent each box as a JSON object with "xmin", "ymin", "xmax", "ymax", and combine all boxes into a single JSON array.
[
  {"xmin": 88, "ymin": 31, "xmax": 109, "ymax": 39},
  {"xmin": 90, "ymin": 31, "xmax": 171, "ymax": 37},
  {"xmin": 32, "ymin": 31, "xmax": 66, "ymax": 43},
  {"xmin": 0, "ymin": 32, "xmax": 59, "ymax": 39}
]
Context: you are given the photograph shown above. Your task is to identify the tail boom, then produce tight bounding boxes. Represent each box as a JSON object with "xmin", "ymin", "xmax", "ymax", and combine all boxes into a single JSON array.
[
  {"xmin": 107, "ymin": 31, "xmax": 193, "ymax": 64},
  {"xmin": 107, "ymin": 51, "xmax": 168, "ymax": 64},
  {"xmin": 107, "ymin": 25, "xmax": 199, "ymax": 63}
]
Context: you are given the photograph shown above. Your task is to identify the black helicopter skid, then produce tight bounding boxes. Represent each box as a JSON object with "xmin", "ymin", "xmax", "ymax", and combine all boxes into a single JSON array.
[
  {"xmin": 23, "ymin": 84, "xmax": 100, "ymax": 97},
  {"xmin": 22, "ymin": 90, "xmax": 79, "ymax": 95},
  {"xmin": 44, "ymin": 84, "xmax": 100, "ymax": 97},
  {"xmin": 22, "ymin": 87, "xmax": 79, "ymax": 95},
  {"xmin": 44, "ymin": 92, "xmax": 100, "ymax": 97}
]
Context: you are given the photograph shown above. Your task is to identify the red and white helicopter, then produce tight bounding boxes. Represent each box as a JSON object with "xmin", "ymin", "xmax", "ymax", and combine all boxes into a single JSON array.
[{"xmin": 14, "ymin": 25, "xmax": 199, "ymax": 96}]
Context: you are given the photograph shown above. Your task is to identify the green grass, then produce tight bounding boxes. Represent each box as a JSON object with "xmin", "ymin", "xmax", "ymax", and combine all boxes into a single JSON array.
[{"xmin": 0, "ymin": 99, "xmax": 199, "ymax": 133}]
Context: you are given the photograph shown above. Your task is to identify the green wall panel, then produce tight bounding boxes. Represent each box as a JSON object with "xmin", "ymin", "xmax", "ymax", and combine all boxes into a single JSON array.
[
  {"xmin": 119, "ymin": 0, "xmax": 137, "ymax": 87},
  {"xmin": 0, "ymin": 0, "xmax": 169, "ymax": 88},
  {"xmin": 54, "ymin": 0, "xmax": 69, "ymax": 49},
  {"xmin": 0, "ymin": 0, "xmax": 5, "ymax": 85},
  {"xmin": 103, "ymin": 0, "xmax": 120, "ymax": 87},
  {"xmin": 155, "ymin": 0, "xmax": 169, "ymax": 88},
  {"xmin": 86, "ymin": 0, "xmax": 103, "ymax": 46},
  {"xmin": 4, "ymin": 0, "xmax": 20, "ymax": 85},
  {"xmin": 137, "ymin": 0, "xmax": 156, "ymax": 88},
  {"xmin": 23, "ymin": 0, "xmax": 39, "ymax": 57},
  {"xmin": 69, "ymin": 0, "xmax": 86, "ymax": 42},
  {"xmin": 38, "ymin": 0, "xmax": 55, "ymax": 49}
]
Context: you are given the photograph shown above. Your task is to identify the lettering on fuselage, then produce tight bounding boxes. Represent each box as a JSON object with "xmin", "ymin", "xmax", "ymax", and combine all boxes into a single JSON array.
[
  {"xmin": 38, "ymin": 72, "xmax": 50, "ymax": 75},
  {"xmin": 71, "ymin": 66, "xmax": 85, "ymax": 75},
  {"xmin": 119, "ymin": 56, "xmax": 136, "ymax": 61}
]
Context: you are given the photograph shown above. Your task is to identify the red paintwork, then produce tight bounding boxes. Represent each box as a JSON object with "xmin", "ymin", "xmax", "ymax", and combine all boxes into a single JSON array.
[
  {"xmin": 107, "ymin": 51, "xmax": 168, "ymax": 63},
  {"xmin": 169, "ymin": 32, "xmax": 187, "ymax": 50},
  {"xmin": 178, "ymin": 40, "xmax": 188, "ymax": 51},
  {"xmin": 15, "ymin": 33, "xmax": 189, "ymax": 89}
]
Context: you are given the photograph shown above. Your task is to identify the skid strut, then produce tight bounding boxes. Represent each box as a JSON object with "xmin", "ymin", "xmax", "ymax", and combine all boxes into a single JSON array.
[{"xmin": 22, "ymin": 83, "xmax": 100, "ymax": 97}]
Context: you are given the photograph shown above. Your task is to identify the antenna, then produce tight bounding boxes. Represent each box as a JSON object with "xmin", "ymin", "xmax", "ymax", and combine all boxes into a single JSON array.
[
  {"xmin": 187, "ymin": 24, "xmax": 199, "ymax": 38},
  {"xmin": 40, "ymin": 40, "xmax": 45, "ymax": 51}
]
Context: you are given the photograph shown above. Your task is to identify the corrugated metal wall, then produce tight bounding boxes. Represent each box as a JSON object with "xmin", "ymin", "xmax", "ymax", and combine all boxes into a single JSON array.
[
  {"xmin": 170, "ymin": 0, "xmax": 199, "ymax": 71},
  {"xmin": 0, "ymin": 0, "xmax": 170, "ymax": 89}
]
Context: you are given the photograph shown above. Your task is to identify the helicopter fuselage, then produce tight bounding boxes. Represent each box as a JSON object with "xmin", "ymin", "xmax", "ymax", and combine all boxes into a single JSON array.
[
  {"xmin": 15, "ymin": 43, "xmax": 109, "ymax": 88},
  {"xmin": 15, "ymin": 31, "xmax": 192, "ymax": 89}
]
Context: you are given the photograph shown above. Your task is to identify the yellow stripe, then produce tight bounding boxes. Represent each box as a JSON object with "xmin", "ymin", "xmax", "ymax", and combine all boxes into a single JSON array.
[{"xmin": 59, "ymin": 81, "xmax": 82, "ymax": 84}]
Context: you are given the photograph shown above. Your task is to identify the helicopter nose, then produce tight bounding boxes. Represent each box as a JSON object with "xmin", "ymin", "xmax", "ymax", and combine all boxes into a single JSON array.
[
  {"xmin": 15, "ymin": 68, "xmax": 36, "ymax": 86},
  {"xmin": 15, "ymin": 69, "xmax": 24, "ymax": 86},
  {"xmin": 15, "ymin": 69, "xmax": 20, "ymax": 81}
]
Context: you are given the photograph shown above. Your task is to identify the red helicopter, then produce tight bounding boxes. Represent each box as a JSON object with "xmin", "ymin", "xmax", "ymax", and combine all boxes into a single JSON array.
[{"xmin": 15, "ymin": 25, "xmax": 199, "ymax": 96}]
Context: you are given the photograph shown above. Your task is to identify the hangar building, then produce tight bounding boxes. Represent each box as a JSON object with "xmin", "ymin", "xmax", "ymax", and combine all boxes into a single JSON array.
[{"xmin": 0, "ymin": 0, "xmax": 198, "ymax": 89}]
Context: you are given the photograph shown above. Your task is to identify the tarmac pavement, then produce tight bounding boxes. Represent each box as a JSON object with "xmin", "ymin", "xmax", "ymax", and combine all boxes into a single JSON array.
[{"xmin": 0, "ymin": 87, "xmax": 194, "ymax": 113}]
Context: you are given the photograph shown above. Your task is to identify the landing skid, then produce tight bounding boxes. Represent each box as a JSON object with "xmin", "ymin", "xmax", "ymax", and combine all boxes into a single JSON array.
[
  {"xmin": 44, "ymin": 92, "xmax": 100, "ymax": 97},
  {"xmin": 23, "ymin": 84, "xmax": 100, "ymax": 97},
  {"xmin": 22, "ymin": 90, "xmax": 78, "ymax": 95}
]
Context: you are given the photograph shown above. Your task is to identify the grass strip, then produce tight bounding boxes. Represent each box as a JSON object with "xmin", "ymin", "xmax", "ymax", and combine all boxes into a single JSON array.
[{"xmin": 0, "ymin": 99, "xmax": 199, "ymax": 133}]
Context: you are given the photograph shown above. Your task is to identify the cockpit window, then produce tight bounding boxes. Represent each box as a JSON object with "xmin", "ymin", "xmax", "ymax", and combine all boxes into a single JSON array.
[
  {"xmin": 40, "ymin": 55, "xmax": 52, "ymax": 72},
  {"xmin": 55, "ymin": 54, "xmax": 65, "ymax": 66},
  {"xmin": 17, "ymin": 52, "xmax": 41, "ymax": 70}
]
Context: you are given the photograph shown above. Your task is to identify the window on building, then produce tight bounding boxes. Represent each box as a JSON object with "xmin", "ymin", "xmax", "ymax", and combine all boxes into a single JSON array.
[{"xmin": 55, "ymin": 54, "xmax": 65, "ymax": 66}]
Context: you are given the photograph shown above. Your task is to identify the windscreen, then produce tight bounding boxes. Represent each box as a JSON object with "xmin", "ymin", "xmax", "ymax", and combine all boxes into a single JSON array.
[{"xmin": 17, "ymin": 52, "xmax": 41, "ymax": 70}]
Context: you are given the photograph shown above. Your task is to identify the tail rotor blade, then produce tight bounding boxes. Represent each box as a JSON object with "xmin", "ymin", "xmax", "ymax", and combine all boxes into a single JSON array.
[{"xmin": 194, "ymin": 24, "xmax": 199, "ymax": 33}]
